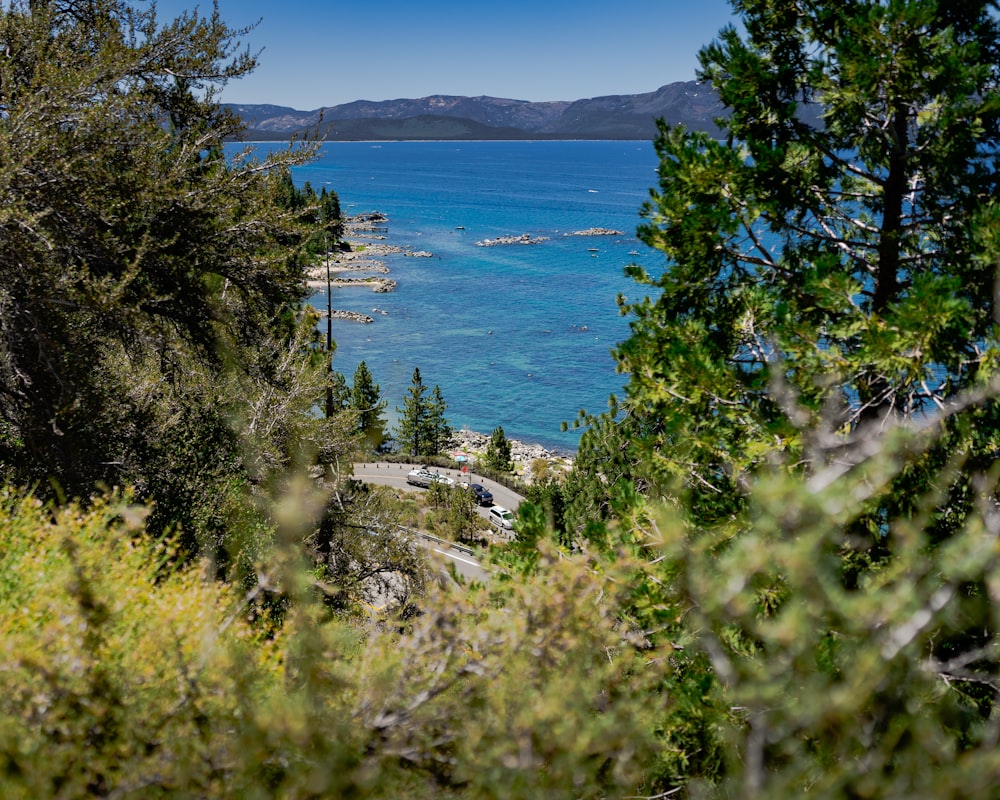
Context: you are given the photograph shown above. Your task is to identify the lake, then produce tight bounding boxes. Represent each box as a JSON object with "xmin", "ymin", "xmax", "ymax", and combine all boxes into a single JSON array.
[{"xmin": 274, "ymin": 140, "xmax": 662, "ymax": 452}]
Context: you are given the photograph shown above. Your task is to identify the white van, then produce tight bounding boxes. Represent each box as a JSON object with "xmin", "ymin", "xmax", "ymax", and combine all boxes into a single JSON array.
[{"xmin": 488, "ymin": 505, "xmax": 515, "ymax": 531}]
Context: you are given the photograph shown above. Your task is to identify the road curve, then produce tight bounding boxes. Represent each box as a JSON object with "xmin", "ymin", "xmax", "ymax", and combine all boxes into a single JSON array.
[
  {"xmin": 351, "ymin": 462, "xmax": 525, "ymax": 515},
  {"xmin": 350, "ymin": 462, "xmax": 525, "ymax": 584}
]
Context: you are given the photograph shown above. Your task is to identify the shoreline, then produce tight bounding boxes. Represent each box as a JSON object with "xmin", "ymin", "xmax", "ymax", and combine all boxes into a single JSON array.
[
  {"xmin": 450, "ymin": 427, "xmax": 576, "ymax": 473},
  {"xmin": 311, "ymin": 212, "xmax": 581, "ymax": 465},
  {"xmin": 305, "ymin": 215, "xmax": 432, "ymax": 313}
]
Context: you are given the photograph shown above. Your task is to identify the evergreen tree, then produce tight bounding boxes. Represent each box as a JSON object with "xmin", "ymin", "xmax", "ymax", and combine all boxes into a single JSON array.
[
  {"xmin": 426, "ymin": 384, "xmax": 453, "ymax": 456},
  {"xmin": 560, "ymin": 408, "xmax": 651, "ymax": 541},
  {"xmin": 445, "ymin": 480, "xmax": 479, "ymax": 543},
  {"xmin": 570, "ymin": 0, "xmax": 1000, "ymax": 794},
  {"xmin": 395, "ymin": 368, "xmax": 451, "ymax": 457},
  {"xmin": 612, "ymin": 0, "xmax": 1000, "ymax": 530},
  {"xmin": 350, "ymin": 360, "xmax": 387, "ymax": 452},
  {"xmin": 0, "ymin": 0, "xmax": 328, "ymax": 548},
  {"xmin": 484, "ymin": 426, "xmax": 515, "ymax": 473},
  {"xmin": 330, "ymin": 370, "xmax": 351, "ymax": 412},
  {"xmin": 320, "ymin": 187, "xmax": 344, "ymax": 241},
  {"xmin": 395, "ymin": 367, "xmax": 429, "ymax": 456}
]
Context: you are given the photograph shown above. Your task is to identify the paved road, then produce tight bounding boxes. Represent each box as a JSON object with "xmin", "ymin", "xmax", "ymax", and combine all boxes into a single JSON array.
[
  {"xmin": 350, "ymin": 462, "xmax": 524, "ymax": 585},
  {"xmin": 351, "ymin": 462, "xmax": 525, "ymax": 519},
  {"xmin": 362, "ymin": 530, "xmax": 488, "ymax": 610},
  {"xmin": 416, "ymin": 532, "xmax": 489, "ymax": 582}
]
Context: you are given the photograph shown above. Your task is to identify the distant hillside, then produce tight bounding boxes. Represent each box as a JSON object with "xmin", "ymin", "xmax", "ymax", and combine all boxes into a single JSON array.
[{"xmin": 224, "ymin": 81, "xmax": 726, "ymax": 141}]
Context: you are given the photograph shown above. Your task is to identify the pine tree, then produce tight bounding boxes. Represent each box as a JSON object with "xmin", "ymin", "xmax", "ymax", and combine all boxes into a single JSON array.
[
  {"xmin": 612, "ymin": 0, "xmax": 1000, "ymax": 529},
  {"xmin": 320, "ymin": 187, "xmax": 344, "ymax": 241},
  {"xmin": 426, "ymin": 384, "xmax": 453, "ymax": 456},
  {"xmin": 350, "ymin": 360, "xmax": 386, "ymax": 452},
  {"xmin": 330, "ymin": 370, "xmax": 351, "ymax": 412},
  {"xmin": 484, "ymin": 426, "xmax": 515, "ymax": 473},
  {"xmin": 395, "ymin": 368, "xmax": 429, "ymax": 457},
  {"xmin": 395, "ymin": 368, "xmax": 452, "ymax": 457},
  {"xmin": 581, "ymin": 1, "xmax": 1000, "ymax": 794},
  {"xmin": 0, "ymin": 0, "xmax": 326, "ymax": 545}
]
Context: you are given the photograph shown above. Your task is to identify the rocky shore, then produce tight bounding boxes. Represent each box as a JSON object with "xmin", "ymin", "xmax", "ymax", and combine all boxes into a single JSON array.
[
  {"xmin": 327, "ymin": 309, "xmax": 374, "ymax": 323},
  {"xmin": 328, "ymin": 275, "xmax": 397, "ymax": 293},
  {"xmin": 474, "ymin": 228, "xmax": 624, "ymax": 247},
  {"xmin": 451, "ymin": 428, "xmax": 574, "ymax": 475},
  {"xmin": 305, "ymin": 213, "xmax": 432, "ymax": 318}
]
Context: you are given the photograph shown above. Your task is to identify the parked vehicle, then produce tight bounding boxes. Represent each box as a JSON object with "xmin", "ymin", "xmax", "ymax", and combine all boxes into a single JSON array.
[
  {"xmin": 407, "ymin": 469, "xmax": 454, "ymax": 488},
  {"xmin": 488, "ymin": 505, "xmax": 515, "ymax": 531},
  {"xmin": 406, "ymin": 469, "xmax": 436, "ymax": 487},
  {"xmin": 458, "ymin": 482, "xmax": 493, "ymax": 506}
]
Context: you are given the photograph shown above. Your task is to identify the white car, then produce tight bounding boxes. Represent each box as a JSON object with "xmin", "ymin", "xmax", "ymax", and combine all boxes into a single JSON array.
[
  {"xmin": 406, "ymin": 469, "xmax": 436, "ymax": 487},
  {"xmin": 488, "ymin": 505, "xmax": 515, "ymax": 531},
  {"xmin": 406, "ymin": 469, "xmax": 454, "ymax": 488}
]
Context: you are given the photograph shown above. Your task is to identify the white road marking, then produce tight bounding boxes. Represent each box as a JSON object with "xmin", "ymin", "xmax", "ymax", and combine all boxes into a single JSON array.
[{"xmin": 431, "ymin": 548, "xmax": 482, "ymax": 568}]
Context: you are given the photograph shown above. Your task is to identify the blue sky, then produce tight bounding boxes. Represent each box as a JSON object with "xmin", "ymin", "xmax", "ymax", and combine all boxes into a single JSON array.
[{"xmin": 149, "ymin": 0, "xmax": 739, "ymax": 109}]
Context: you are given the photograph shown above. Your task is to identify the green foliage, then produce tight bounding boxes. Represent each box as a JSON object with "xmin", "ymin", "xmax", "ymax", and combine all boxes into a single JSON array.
[
  {"xmin": 427, "ymin": 384, "xmax": 454, "ymax": 455},
  {"xmin": 0, "ymin": 0, "xmax": 334, "ymax": 554},
  {"xmin": 281, "ymin": 174, "xmax": 344, "ymax": 258},
  {"xmin": 426, "ymin": 478, "xmax": 451, "ymax": 510},
  {"xmin": 513, "ymin": 2, "xmax": 1000, "ymax": 795},
  {"xmin": 655, "ymin": 406, "xmax": 1000, "ymax": 797},
  {"xmin": 394, "ymin": 367, "xmax": 452, "ymax": 457},
  {"xmin": 483, "ymin": 426, "xmax": 514, "ymax": 473},
  {"xmin": 359, "ymin": 543, "xmax": 666, "ymax": 798},
  {"xmin": 523, "ymin": 480, "xmax": 567, "ymax": 542},
  {"xmin": 560, "ymin": 406, "xmax": 655, "ymax": 543},
  {"xmin": 445, "ymin": 482, "xmax": 481, "ymax": 544},
  {"xmin": 553, "ymin": 1, "xmax": 1000, "ymax": 795},
  {"xmin": 498, "ymin": 478, "xmax": 726, "ymax": 791},
  {"xmin": 611, "ymin": 0, "xmax": 1000, "ymax": 528},
  {"xmin": 351, "ymin": 360, "xmax": 388, "ymax": 452},
  {"xmin": 0, "ymin": 485, "xmax": 670, "ymax": 798},
  {"xmin": 330, "ymin": 368, "xmax": 352, "ymax": 412},
  {"xmin": 396, "ymin": 367, "xmax": 429, "ymax": 456},
  {"xmin": 309, "ymin": 480, "xmax": 431, "ymax": 612},
  {"xmin": 0, "ymin": 488, "xmax": 286, "ymax": 797}
]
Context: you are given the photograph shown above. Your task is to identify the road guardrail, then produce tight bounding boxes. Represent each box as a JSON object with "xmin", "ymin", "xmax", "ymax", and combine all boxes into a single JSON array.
[{"xmin": 396, "ymin": 525, "xmax": 477, "ymax": 557}]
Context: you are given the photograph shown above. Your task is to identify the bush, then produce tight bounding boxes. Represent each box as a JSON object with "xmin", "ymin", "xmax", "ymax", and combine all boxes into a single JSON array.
[{"xmin": 0, "ymin": 489, "xmax": 284, "ymax": 796}]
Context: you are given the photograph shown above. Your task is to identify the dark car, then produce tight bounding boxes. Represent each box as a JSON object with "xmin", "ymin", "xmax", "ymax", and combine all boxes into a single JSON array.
[{"xmin": 459, "ymin": 481, "xmax": 493, "ymax": 506}]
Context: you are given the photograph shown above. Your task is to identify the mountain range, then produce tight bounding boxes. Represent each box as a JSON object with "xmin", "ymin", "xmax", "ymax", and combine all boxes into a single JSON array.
[{"xmin": 224, "ymin": 81, "xmax": 725, "ymax": 141}]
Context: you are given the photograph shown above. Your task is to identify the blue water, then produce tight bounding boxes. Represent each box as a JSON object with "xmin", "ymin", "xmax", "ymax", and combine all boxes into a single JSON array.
[{"xmin": 249, "ymin": 140, "xmax": 661, "ymax": 452}]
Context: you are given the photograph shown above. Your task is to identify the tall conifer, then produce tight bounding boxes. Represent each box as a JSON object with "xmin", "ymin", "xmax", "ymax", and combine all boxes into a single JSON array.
[
  {"xmin": 350, "ymin": 360, "xmax": 386, "ymax": 452},
  {"xmin": 613, "ymin": 0, "xmax": 1000, "ymax": 529},
  {"xmin": 396, "ymin": 368, "xmax": 428, "ymax": 456}
]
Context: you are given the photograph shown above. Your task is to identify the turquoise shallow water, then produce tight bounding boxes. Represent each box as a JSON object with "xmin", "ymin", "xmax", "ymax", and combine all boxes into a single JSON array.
[{"xmin": 251, "ymin": 140, "xmax": 662, "ymax": 452}]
